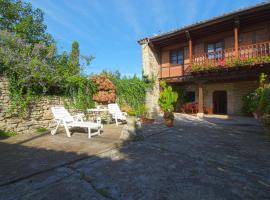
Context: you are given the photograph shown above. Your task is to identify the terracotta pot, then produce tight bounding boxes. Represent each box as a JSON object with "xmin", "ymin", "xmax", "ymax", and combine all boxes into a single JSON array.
[
  {"xmin": 164, "ymin": 118, "xmax": 174, "ymax": 127},
  {"xmin": 207, "ymin": 107, "xmax": 213, "ymax": 115},
  {"xmin": 141, "ymin": 117, "xmax": 154, "ymax": 125}
]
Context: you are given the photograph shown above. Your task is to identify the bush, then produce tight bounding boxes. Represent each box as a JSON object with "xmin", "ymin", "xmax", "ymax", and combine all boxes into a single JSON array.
[
  {"xmin": 103, "ymin": 71, "xmax": 152, "ymax": 116},
  {"xmin": 242, "ymin": 92, "xmax": 260, "ymax": 114},
  {"xmin": 0, "ymin": 30, "xmax": 96, "ymax": 115},
  {"xmin": 90, "ymin": 75, "xmax": 116, "ymax": 104},
  {"xmin": 158, "ymin": 80, "xmax": 178, "ymax": 113},
  {"xmin": 242, "ymin": 73, "xmax": 270, "ymax": 116},
  {"xmin": 258, "ymin": 86, "xmax": 270, "ymax": 114}
]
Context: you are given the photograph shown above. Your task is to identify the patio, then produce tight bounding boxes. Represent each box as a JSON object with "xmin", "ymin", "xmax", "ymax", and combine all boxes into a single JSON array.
[{"xmin": 1, "ymin": 115, "xmax": 270, "ymax": 199}]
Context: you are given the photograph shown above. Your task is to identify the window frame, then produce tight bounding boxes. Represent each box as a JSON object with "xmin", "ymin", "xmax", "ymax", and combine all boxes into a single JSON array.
[
  {"xmin": 169, "ymin": 49, "xmax": 184, "ymax": 65},
  {"xmin": 205, "ymin": 40, "xmax": 225, "ymax": 60}
]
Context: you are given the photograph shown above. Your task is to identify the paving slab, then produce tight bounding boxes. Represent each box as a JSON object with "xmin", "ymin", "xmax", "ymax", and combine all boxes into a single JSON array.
[
  {"xmin": 1, "ymin": 115, "xmax": 270, "ymax": 200},
  {"xmin": 0, "ymin": 124, "xmax": 124, "ymax": 186}
]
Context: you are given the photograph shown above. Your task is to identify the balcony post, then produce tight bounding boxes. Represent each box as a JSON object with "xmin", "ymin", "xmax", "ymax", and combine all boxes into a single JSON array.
[
  {"xmin": 185, "ymin": 31, "xmax": 192, "ymax": 75},
  {"xmin": 234, "ymin": 18, "xmax": 240, "ymax": 59},
  {"xmin": 189, "ymin": 39, "xmax": 193, "ymax": 66}
]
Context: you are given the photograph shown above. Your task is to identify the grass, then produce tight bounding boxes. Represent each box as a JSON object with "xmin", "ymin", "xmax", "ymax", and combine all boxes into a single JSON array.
[
  {"xmin": 36, "ymin": 127, "xmax": 48, "ymax": 134},
  {"xmin": 0, "ymin": 130, "xmax": 17, "ymax": 137}
]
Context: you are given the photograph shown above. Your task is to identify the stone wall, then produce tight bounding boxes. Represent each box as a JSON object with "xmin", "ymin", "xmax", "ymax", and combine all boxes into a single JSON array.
[
  {"xmin": 0, "ymin": 76, "xmax": 64, "ymax": 134},
  {"xmin": 141, "ymin": 42, "xmax": 160, "ymax": 118},
  {"xmin": 184, "ymin": 80, "xmax": 258, "ymax": 115}
]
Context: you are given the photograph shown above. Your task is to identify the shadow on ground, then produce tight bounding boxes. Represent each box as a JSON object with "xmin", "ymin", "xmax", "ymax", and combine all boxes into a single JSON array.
[{"xmin": 1, "ymin": 115, "xmax": 270, "ymax": 200}]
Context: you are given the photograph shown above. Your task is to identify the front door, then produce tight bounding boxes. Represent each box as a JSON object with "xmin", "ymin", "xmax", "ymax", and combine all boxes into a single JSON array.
[{"xmin": 213, "ymin": 91, "xmax": 227, "ymax": 114}]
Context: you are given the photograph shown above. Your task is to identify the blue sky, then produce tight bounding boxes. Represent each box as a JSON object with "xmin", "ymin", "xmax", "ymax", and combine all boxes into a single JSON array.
[{"xmin": 28, "ymin": 0, "xmax": 262, "ymax": 76}]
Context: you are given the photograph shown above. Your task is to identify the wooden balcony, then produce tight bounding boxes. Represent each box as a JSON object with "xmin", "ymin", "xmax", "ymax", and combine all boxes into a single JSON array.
[{"xmin": 160, "ymin": 41, "xmax": 270, "ymax": 79}]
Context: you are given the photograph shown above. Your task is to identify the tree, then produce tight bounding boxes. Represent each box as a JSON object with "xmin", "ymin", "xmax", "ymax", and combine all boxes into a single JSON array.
[
  {"xmin": 0, "ymin": 0, "xmax": 53, "ymax": 44},
  {"xmin": 69, "ymin": 41, "xmax": 80, "ymax": 75}
]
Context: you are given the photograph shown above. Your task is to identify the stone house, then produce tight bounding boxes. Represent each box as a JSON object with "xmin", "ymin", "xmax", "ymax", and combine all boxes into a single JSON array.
[{"xmin": 138, "ymin": 2, "xmax": 270, "ymax": 117}]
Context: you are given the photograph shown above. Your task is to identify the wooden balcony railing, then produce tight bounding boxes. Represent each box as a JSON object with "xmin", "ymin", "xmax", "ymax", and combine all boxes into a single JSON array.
[
  {"xmin": 160, "ymin": 41, "xmax": 270, "ymax": 78},
  {"xmin": 191, "ymin": 41, "xmax": 270, "ymax": 73}
]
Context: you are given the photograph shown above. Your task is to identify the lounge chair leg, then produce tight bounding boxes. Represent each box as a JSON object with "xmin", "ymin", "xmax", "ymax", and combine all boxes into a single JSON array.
[
  {"xmin": 63, "ymin": 122, "xmax": 71, "ymax": 137},
  {"xmin": 88, "ymin": 127, "xmax": 91, "ymax": 139},
  {"xmin": 115, "ymin": 118, "xmax": 118, "ymax": 126},
  {"xmin": 98, "ymin": 128, "xmax": 101, "ymax": 135},
  {"xmin": 51, "ymin": 121, "xmax": 60, "ymax": 135}
]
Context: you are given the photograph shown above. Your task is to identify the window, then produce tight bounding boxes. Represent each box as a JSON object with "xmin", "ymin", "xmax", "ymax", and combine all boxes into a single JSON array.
[
  {"xmin": 207, "ymin": 41, "xmax": 224, "ymax": 59},
  {"xmin": 170, "ymin": 49, "xmax": 183, "ymax": 65}
]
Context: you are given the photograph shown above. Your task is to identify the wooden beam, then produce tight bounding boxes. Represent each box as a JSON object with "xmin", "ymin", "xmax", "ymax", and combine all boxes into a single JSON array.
[
  {"xmin": 185, "ymin": 31, "xmax": 193, "ymax": 69},
  {"xmin": 189, "ymin": 39, "xmax": 193, "ymax": 66},
  {"xmin": 234, "ymin": 18, "xmax": 240, "ymax": 59}
]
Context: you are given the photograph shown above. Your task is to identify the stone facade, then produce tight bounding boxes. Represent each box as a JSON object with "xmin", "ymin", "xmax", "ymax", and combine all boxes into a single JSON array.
[
  {"xmin": 184, "ymin": 80, "xmax": 258, "ymax": 115},
  {"xmin": 141, "ymin": 42, "xmax": 160, "ymax": 118},
  {"xmin": 0, "ymin": 76, "xmax": 65, "ymax": 134}
]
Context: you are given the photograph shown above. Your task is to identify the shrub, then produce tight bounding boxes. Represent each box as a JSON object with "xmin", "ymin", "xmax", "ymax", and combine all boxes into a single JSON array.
[
  {"xmin": 105, "ymin": 72, "xmax": 152, "ymax": 116},
  {"xmin": 242, "ymin": 92, "xmax": 260, "ymax": 114},
  {"xmin": 158, "ymin": 80, "xmax": 178, "ymax": 113},
  {"xmin": 258, "ymin": 86, "xmax": 270, "ymax": 114},
  {"xmin": 242, "ymin": 73, "xmax": 270, "ymax": 116},
  {"xmin": 0, "ymin": 30, "xmax": 96, "ymax": 115},
  {"xmin": 90, "ymin": 75, "xmax": 116, "ymax": 104}
]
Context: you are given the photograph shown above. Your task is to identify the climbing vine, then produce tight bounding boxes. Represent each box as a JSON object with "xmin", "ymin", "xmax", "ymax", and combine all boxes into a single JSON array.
[{"xmin": 99, "ymin": 71, "xmax": 153, "ymax": 116}]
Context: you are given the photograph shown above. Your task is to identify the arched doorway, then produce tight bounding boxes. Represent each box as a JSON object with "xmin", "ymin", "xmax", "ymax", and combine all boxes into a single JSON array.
[{"xmin": 213, "ymin": 91, "xmax": 227, "ymax": 114}]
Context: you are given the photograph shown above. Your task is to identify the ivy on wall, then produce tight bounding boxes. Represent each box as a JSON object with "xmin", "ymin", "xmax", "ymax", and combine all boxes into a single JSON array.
[{"xmin": 98, "ymin": 71, "xmax": 153, "ymax": 116}]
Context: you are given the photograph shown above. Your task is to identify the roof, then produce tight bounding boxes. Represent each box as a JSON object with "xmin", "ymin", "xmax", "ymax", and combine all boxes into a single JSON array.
[{"xmin": 138, "ymin": 1, "xmax": 270, "ymax": 45}]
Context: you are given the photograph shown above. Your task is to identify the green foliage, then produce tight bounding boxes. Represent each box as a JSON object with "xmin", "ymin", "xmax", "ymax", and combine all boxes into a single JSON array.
[
  {"xmin": 242, "ymin": 73, "xmax": 270, "ymax": 115},
  {"xmin": 191, "ymin": 56, "xmax": 270, "ymax": 73},
  {"xmin": 99, "ymin": 71, "xmax": 151, "ymax": 116},
  {"xmin": 242, "ymin": 92, "xmax": 260, "ymax": 114},
  {"xmin": 258, "ymin": 86, "xmax": 270, "ymax": 114},
  {"xmin": 64, "ymin": 75, "xmax": 96, "ymax": 111},
  {"xmin": 0, "ymin": 30, "xmax": 96, "ymax": 116},
  {"xmin": 0, "ymin": 129, "xmax": 17, "ymax": 137},
  {"xmin": 36, "ymin": 127, "xmax": 47, "ymax": 133},
  {"xmin": 69, "ymin": 41, "xmax": 80, "ymax": 75},
  {"xmin": 158, "ymin": 80, "xmax": 178, "ymax": 112},
  {"xmin": 0, "ymin": 0, "xmax": 53, "ymax": 44}
]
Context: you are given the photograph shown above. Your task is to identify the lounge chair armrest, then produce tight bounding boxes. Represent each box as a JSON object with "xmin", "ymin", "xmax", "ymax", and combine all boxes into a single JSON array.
[{"xmin": 122, "ymin": 112, "xmax": 128, "ymax": 116}]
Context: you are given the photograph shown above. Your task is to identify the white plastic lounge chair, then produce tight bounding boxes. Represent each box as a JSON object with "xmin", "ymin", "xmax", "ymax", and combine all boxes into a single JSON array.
[
  {"xmin": 51, "ymin": 106, "xmax": 102, "ymax": 139},
  {"xmin": 108, "ymin": 103, "xmax": 127, "ymax": 126}
]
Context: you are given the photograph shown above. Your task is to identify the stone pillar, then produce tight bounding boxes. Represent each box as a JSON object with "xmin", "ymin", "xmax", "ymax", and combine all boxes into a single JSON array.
[
  {"xmin": 140, "ymin": 41, "xmax": 160, "ymax": 118},
  {"xmin": 197, "ymin": 83, "xmax": 204, "ymax": 117}
]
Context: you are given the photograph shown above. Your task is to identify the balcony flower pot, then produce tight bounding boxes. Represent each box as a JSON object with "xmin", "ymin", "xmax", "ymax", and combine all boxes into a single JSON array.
[{"xmin": 163, "ymin": 112, "xmax": 174, "ymax": 127}]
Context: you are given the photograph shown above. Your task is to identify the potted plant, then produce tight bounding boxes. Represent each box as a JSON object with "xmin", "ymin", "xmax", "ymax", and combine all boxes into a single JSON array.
[{"xmin": 158, "ymin": 80, "xmax": 178, "ymax": 127}]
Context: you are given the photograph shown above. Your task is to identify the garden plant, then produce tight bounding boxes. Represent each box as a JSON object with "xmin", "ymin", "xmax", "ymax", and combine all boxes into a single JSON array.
[{"xmin": 158, "ymin": 80, "xmax": 178, "ymax": 127}]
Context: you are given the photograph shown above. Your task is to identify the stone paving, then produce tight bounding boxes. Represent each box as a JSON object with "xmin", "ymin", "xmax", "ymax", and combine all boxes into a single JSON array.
[{"xmin": 1, "ymin": 114, "xmax": 270, "ymax": 200}]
